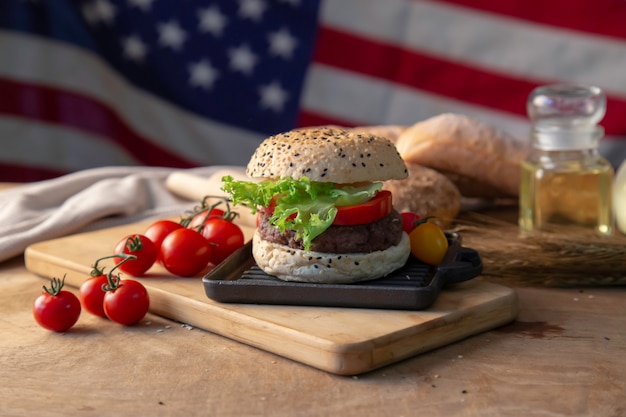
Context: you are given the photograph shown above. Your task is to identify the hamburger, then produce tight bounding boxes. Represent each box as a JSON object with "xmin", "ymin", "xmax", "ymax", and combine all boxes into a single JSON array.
[{"xmin": 221, "ymin": 127, "xmax": 411, "ymax": 284}]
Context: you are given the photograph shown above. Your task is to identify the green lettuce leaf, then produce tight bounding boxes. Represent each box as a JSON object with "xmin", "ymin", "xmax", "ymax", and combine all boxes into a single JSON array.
[{"xmin": 221, "ymin": 175, "xmax": 381, "ymax": 250}]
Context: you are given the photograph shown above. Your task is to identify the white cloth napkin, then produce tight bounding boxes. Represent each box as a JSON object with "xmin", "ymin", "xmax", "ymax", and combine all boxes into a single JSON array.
[{"xmin": 0, "ymin": 165, "xmax": 245, "ymax": 263}]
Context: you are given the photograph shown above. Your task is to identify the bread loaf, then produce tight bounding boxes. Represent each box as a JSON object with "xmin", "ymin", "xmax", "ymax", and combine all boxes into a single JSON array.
[
  {"xmin": 383, "ymin": 163, "xmax": 461, "ymax": 227},
  {"xmin": 395, "ymin": 113, "xmax": 529, "ymax": 198},
  {"xmin": 321, "ymin": 123, "xmax": 462, "ymax": 225}
]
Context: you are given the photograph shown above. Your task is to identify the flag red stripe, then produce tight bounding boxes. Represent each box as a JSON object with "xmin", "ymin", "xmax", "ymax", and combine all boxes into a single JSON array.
[
  {"xmin": 314, "ymin": 27, "xmax": 536, "ymax": 115},
  {"xmin": 0, "ymin": 162, "xmax": 65, "ymax": 182},
  {"xmin": 297, "ymin": 110, "xmax": 358, "ymax": 129},
  {"xmin": 0, "ymin": 77, "xmax": 196, "ymax": 168},
  {"xmin": 435, "ymin": 0, "xmax": 626, "ymax": 40},
  {"xmin": 313, "ymin": 27, "xmax": 626, "ymax": 135}
]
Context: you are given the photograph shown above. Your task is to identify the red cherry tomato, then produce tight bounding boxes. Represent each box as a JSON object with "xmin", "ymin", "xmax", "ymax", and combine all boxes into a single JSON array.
[
  {"xmin": 400, "ymin": 212, "xmax": 422, "ymax": 234},
  {"xmin": 409, "ymin": 222, "xmax": 449, "ymax": 265},
  {"xmin": 144, "ymin": 220, "xmax": 183, "ymax": 253},
  {"xmin": 78, "ymin": 273, "xmax": 109, "ymax": 318},
  {"xmin": 33, "ymin": 276, "xmax": 81, "ymax": 332},
  {"xmin": 187, "ymin": 208, "xmax": 226, "ymax": 231},
  {"xmin": 114, "ymin": 234, "xmax": 158, "ymax": 276},
  {"xmin": 160, "ymin": 228, "xmax": 213, "ymax": 277},
  {"xmin": 103, "ymin": 279, "xmax": 150, "ymax": 326},
  {"xmin": 332, "ymin": 190, "xmax": 393, "ymax": 226},
  {"xmin": 78, "ymin": 257, "xmax": 113, "ymax": 318},
  {"xmin": 199, "ymin": 218, "xmax": 245, "ymax": 264}
]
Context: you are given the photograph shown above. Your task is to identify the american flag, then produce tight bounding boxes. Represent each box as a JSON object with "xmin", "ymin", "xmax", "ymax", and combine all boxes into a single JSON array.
[{"xmin": 2, "ymin": 0, "xmax": 626, "ymax": 182}]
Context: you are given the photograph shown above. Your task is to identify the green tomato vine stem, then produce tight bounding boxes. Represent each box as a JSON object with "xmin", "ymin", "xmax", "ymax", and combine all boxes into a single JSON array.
[
  {"xmin": 103, "ymin": 254, "xmax": 137, "ymax": 292},
  {"xmin": 89, "ymin": 254, "xmax": 123, "ymax": 277},
  {"xmin": 42, "ymin": 274, "xmax": 67, "ymax": 296},
  {"xmin": 180, "ymin": 195, "xmax": 239, "ymax": 229}
]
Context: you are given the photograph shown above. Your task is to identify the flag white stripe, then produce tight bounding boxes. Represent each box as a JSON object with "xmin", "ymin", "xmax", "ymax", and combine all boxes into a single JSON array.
[
  {"xmin": 0, "ymin": 30, "xmax": 264, "ymax": 167},
  {"xmin": 302, "ymin": 64, "xmax": 532, "ymax": 137},
  {"xmin": 321, "ymin": 0, "xmax": 626, "ymax": 97},
  {"xmin": 0, "ymin": 117, "xmax": 140, "ymax": 170},
  {"xmin": 302, "ymin": 64, "xmax": 626, "ymax": 166}
]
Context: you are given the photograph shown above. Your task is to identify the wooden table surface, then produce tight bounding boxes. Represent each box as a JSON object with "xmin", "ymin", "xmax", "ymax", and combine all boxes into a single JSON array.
[{"xmin": 2, "ymin": 185, "xmax": 625, "ymax": 416}]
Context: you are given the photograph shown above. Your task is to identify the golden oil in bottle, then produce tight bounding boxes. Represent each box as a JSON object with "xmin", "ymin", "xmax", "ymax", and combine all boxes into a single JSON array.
[
  {"xmin": 519, "ymin": 84, "xmax": 614, "ymax": 236},
  {"xmin": 519, "ymin": 151, "xmax": 614, "ymax": 235},
  {"xmin": 615, "ymin": 160, "xmax": 626, "ymax": 234}
]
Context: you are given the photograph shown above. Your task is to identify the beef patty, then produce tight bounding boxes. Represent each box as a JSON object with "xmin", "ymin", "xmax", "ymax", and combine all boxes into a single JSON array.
[{"xmin": 257, "ymin": 210, "xmax": 404, "ymax": 254}]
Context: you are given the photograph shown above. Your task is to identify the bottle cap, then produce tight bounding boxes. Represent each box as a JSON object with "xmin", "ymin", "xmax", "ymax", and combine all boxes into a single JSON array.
[{"xmin": 527, "ymin": 84, "xmax": 606, "ymax": 150}]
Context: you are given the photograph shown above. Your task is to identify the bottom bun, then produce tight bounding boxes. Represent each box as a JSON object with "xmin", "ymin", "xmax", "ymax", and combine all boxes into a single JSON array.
[{"xmin": 252, "ymin": 230, "xmax": 411, "ymax": 284}]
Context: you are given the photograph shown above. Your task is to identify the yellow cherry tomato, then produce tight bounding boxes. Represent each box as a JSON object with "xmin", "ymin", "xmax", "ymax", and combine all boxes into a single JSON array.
[{"xmin": 408, "ymin": 222, "xmax": 449, "ymax": 265}]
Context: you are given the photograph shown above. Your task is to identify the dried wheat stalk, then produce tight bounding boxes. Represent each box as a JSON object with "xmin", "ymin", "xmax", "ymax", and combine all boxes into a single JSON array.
[{"xmin": 452, "ymin": 213, "xmax": 626, "ymax": 287}]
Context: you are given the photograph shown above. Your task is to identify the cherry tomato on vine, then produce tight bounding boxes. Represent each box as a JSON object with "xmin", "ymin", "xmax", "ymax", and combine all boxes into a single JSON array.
[
  {"xmin": 144, "ymin": 220, "xmax": 183, "ymax": 252},
  {"xmin": 409, "ymin": 221, "xmax": 449, "ymax": 265},
  {"xmin": 400, "ymin": 212, "xmax": 422, "ymax": 234},
  {"xmin": 114, "ymin": 234, "xmax": 158, "ymax": 276},
  {"xmin": 160, "ymin": 228, "xmax": 213, "ymax": 277},
  {"xmin": 79, "ymin": 274, "xmax": 109, "ymax": 318},
  {"xmin": 33, "ymin": 276, "xmax": 81, "ymax": 332},
  {"xmin": 144, "ymin": 220, "xmax": 183, "ymax": 263},
  {"xmin": 198, "ymin": 218, "xmax": 245, "ymax": 264},
  {"xmin": 78, "ymin": 256, "xmax": 115, "ymax": 318},
  {"xmin": 187, "ymin": 208, "xmax": 226, "ymax": 231},
  {"xmin": 103, "ymin": 278, "xmax": 150, "ymax": 326}
]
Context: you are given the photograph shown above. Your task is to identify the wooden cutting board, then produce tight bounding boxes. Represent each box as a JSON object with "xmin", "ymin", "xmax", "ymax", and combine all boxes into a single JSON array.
[{"xmin": 24, "ymin": 219, "xmax": 518, "ymax": 375}]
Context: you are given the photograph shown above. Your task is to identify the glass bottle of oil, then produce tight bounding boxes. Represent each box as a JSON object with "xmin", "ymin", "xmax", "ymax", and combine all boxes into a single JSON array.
[
  {"xmin": 519, "ymin": 84, "xmax": 614, "ymax": 236},
  {"xmin": 614, "ymin": 160, "xmax": 626, "ymax": 235}
]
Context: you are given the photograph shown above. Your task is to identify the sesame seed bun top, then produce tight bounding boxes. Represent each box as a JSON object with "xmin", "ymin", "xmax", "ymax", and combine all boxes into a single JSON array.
[{"xmin": 246, "ymin": 127, "xmax": 408, "ymax": 183}]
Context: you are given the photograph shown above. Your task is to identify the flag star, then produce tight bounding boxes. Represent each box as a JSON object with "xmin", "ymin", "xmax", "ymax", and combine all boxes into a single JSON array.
[
  {"xmin": 189, "ymin": 59, "xmax": 220, "ymax": 90},
  {"xmin": 198, "ymin": 5, "xmax": 228, "ymax": 37},
  {"xmin": 96, "ymin": 0, "xmax": 116, "ymax": 24},
  {"xmin": 122, "ymin": 35, "xmax": 147, "ymax": 62},
  {"xmin": 238, "ymin": 0, "xmax": 266, "ymax": 22},
  {"xmin": 268, "ymin": 28, "xmax": 298, "ymax": 59},
  {"xmin": 157, "ymin": 20, "xmax": 188, "ymax": 51},
  {"xmin": 81, "ymin": 3, "xmax": 99, "ymax": 25},
  {"xmin": 228, "ymin": 44, "xmax": 258, "ymax": 75},
  {"xmin": 259, "ymin": 81, "xmax": 289, "ymax": 112},
  {"xmin": 127, "ymin": 0, "xmax": 154, "ymax": 12},
  {"xmin": 83, "ymin": 0, "xmax": 116, "ymax": 25}
]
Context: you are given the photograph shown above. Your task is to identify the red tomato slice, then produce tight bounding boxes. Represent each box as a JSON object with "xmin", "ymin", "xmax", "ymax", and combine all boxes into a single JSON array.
[
  {"xmin": 332, "ymin": 190, "xmax": 392, "ymax": 226},
  {"xmin": 264, "ymin": 190, "xmax": 393, "ymax": 226}
]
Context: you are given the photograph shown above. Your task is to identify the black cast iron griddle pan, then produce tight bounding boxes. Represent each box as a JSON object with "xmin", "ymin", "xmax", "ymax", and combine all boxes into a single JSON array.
[{"xmin": 202, "ymin": 232, "xmax": 482, "ymax": 310}]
